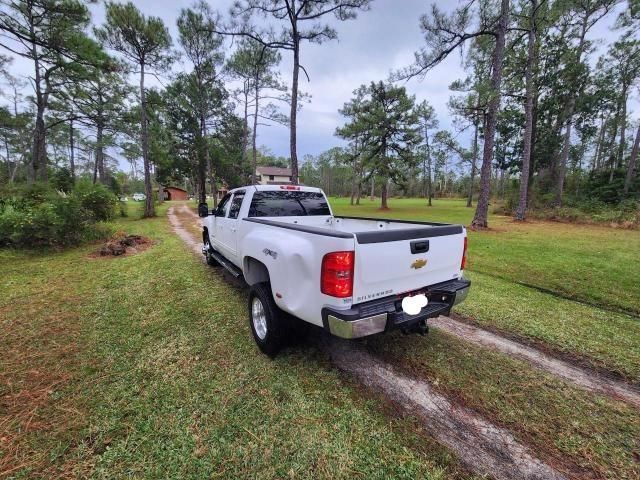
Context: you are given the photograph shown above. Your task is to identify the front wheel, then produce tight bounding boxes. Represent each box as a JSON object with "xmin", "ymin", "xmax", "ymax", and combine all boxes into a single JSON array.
[{"xmin": 248, "ymin": 283, "xmax": 286, "ymax": 357}]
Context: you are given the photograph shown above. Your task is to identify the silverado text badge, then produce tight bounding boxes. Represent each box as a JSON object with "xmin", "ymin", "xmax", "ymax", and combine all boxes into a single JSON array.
[
  {"xmin": 411, "ymin": 258, "xmax": 427, "ymax": 269},
  {"xmin": 356, "ymin": 289, "xmax": 393, "ymax": 303}
]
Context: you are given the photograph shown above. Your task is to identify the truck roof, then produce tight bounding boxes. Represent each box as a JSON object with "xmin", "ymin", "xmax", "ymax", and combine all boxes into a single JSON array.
[{"xmin": 230, "ymin": 184, "xmax": 323, "ymax": 194}]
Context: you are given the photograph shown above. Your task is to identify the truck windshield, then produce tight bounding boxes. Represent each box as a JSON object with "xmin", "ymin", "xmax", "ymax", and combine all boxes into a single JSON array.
[{"xmin": 248, "ymin": 191, "xmax": 330, "ymax": 217}]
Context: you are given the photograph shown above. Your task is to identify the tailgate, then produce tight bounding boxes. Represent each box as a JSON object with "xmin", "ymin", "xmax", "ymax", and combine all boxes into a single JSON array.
[{"xmin": 351, "ymin": 225, "xmax": 465, "ymax": 304}]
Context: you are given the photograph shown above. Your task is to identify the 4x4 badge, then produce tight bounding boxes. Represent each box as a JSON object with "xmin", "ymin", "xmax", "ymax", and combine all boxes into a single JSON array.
[{"xmin": 411, "ymin": 258, "xmax": 427, "ymax": 269}]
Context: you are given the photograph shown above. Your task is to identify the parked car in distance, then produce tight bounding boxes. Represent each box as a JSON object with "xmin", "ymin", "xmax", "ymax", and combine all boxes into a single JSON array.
[
  {"xmin": 201, "ymin": 185, "xmax": 470, "ymax": 356},
  {"xmin": 132, "ymin": 193, "xmax": 146, "ymax": 201}
]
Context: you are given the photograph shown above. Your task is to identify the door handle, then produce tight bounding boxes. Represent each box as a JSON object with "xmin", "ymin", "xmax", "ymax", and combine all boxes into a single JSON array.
[{"xmin": 410, "ymin": 240, "xmax": 429, "ymax": 254}]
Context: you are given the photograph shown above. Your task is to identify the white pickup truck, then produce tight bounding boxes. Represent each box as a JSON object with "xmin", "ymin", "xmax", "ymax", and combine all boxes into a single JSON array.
[{"xmin": 201, "ymin": 185, "xmax": 470, "ymax": 356}]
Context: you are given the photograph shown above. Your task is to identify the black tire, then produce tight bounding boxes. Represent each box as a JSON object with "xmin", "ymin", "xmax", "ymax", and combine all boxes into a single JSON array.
[{"xmin": 248, "ymin": 282, "xmax": 286, "ymax": 357}]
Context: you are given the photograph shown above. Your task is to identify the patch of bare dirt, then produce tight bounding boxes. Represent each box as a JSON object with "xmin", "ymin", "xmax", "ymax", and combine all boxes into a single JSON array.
[
  {"xmin": 430, "ymin": 316, "xmax": 640, "ymax": 408},
  {"xmin": 89, "ymin": 232, "xmax": 154, "ymax": 259},
  {"xmin": 174, "ymin": 205, "xmax": 204, "ymax": 239},
  {"xmin": 167, "ymin": 206, "xmax": 204, "ymax": 256},
  {"xmin": 326, "ymin": 338, "xmax": 567, "ymax": 480}
]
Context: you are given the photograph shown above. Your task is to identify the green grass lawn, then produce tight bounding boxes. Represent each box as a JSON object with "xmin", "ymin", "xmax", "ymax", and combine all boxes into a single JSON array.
[
  {"xmin": 2, "ymin": 200, "xmax": 639, "ymax": 479},
  {"xmin": 329, "ymin": 197, "xmax": 640, "ymax": 382},
  {"xmin": 0, "ymin": 203, "xmax": 468, "ymax": 479}
]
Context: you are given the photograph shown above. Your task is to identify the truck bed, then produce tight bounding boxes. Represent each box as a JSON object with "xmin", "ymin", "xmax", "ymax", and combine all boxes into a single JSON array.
[
  {"xmin": 244, "ymin": 214, "xmax": 466, "ymax": 305},
  {"xmin": 244, "ymin": 215, "xmax": 463, "ymax": 242}
]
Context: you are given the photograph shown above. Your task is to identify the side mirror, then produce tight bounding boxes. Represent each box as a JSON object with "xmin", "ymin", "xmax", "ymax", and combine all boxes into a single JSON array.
[{"xmin": 198, "ymin": 202, "xmax": 209, "ymax": 217}]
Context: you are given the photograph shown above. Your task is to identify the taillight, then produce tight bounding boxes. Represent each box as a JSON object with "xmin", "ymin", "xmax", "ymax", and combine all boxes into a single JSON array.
[
  {"xmin": 280, "ymin": 185, "xmax": 300, "ymax": 190},
  {"xmin": 461, "ymin": 236, "xmax": 468, "ymax": 270},
  {"xmin": 321, "ymin": 251, "xmax": 354, "ymax": 298}
]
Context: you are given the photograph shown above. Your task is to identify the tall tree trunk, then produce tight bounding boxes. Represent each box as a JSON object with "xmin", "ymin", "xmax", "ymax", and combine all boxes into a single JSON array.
[
  {"xmin": 351, "ymin": 139, "xmax": 359, "ymax": 205},
  {"xmin": 555, "ymin": 119, "xmax": 572, "ymax": 203},
  {"xmin": 197, "ymin": 151, "xmax": 207, "ymax": 204},
  {"xmin": 30, "ymin": 33, "xmax": 47, "ymax": 183},
  {"xmin": 210, "ymin": 149, "xmax": 218, "ymax": 209},
  {"xmin": 96, "ymin": 122, "xmax": 105, "ymax": 183},
  {"xmin": 69, "ymin": 118, "xmax": 75, "ymax": 181},
  {"xmin": 426, "ymin": 127, "xmax": 433, "ymax": 206},
  {"xmin": 140, "ymin": 63, "xmax": 154, "ymax": 217},
  {"xmin": 616, "ymin": 85, "xmax": 628, "ymax": 169},
  {"xmin": 623, "ymin": 123, "xmax": 640, "ymax": 195},
  {"xmin": 515, "ymin": 0, "xmax": 537, "ymax": 221},
  {"xmin": 252, "ymin": 79, "xmax": 259, "ymax": 186},
  {"xmin": 472, "ymin": 0, "xmax": 509, "ymax": 228},
  {"xmin": 370, "ymin": 176, "xmax": 374, "ymax": 200},
  {"xmin": 468, "ymin": 118, "xmax": 479, "ymax": 208},
  {"xmin": 6, "ymin": 137, "xmax": 17, "ymax": 183},
  {"xmin": 32, "ymin": 107, "xmax": 46, "ymax": 183},
  {"xmin": 553, "ymin": 16, "xmax": 588, "ymax": 206},
  {"xmin": 200, "ymin": 107, "xmax": 215, "ymax": 207},
  {"xmin": 593, "ymin": 113, "xmax": 606, "ymax": 170},
  {"xmin": 422, "ymin": 157, "xmax": 427, "ymax": 197},
  {"xmin": 350, "ymin": 171, "xmax": 356, "ymax": 205},
  {"xmin": 289, "ymin": 32, "xmax": 300, "ymax": 184},
  {"xmin": 243, "ymin": 84, "xmax": 251, "ymax": 184},
  {"xmin": 607, "ymin": 90, "xmax": 629, "ymax": 184},
  {"xmin": 381, "ymin": 178, "xmax": 388, "ymax": 209},
  {"xmin": 427, "ymin": 153, "xmax": 433, "ymax": 206},
  {"xmin": 207, "ymin": 152, "xmax": 217, "ymax": 208},
  {"xmin": 606, "ymin": 101, "xmax": 622, "ymax": 182},
  {"xmin": 92, "ymin": 150, "xmax": 98, "ymax": 184}
]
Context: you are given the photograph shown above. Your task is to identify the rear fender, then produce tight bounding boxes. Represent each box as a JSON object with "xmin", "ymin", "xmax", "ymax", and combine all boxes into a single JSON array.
[{"xmin": 240, "ymin": 225, "xmax": 355, "ymax": 325}]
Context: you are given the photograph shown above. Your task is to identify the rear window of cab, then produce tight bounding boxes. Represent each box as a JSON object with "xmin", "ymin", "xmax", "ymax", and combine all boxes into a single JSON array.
[{"xmin": 248, "ymin": 191, "xmax": 330, "ymax": 217}]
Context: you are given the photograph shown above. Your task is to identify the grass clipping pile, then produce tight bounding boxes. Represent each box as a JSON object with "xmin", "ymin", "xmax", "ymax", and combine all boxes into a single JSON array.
[{"xmin": 92, "ymin": 231, "xmax": 154, "ymax": 258}]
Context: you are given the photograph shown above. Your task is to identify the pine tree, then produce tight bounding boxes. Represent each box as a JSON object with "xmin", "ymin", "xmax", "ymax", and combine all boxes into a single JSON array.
[{"xmin": 97, "ymin": 2, "xmax": 173, "ymax": 217}]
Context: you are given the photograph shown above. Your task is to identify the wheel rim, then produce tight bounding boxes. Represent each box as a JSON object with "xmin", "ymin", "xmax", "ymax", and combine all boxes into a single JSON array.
[{"xmin": 251, "ymin": 297, "xmax": 268, "ymax": 340}]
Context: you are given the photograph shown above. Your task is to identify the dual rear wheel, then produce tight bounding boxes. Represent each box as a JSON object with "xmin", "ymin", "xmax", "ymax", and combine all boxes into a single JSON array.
[
  {"xmin": 248, "ymin": 282, "xmax": 287, "ymax": 357},
  {"xmin": 204, "ymin": 250, "xmax": 296, "ymax": 358}
]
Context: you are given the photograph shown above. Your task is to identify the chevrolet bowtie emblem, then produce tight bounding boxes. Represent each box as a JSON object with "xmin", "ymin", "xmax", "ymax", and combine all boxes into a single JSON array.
[{"xmin": 411, "ymin": 258, "xmax": 427, "ymax": 269}]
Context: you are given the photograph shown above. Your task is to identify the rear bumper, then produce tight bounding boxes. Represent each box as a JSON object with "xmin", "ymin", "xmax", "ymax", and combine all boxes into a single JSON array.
[{"xmin": 322, "ymin": 278, "xmax": 470, "ymax": 339}]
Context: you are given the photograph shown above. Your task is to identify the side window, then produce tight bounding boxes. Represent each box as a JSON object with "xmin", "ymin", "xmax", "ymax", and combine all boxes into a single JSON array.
[
  {"xmin": 228, "ymin": 192, "xmax": 245, "ymax": 219},
  {"xmin": 215, "ymin": 194, "xmax": 231, "ymax": 217}
]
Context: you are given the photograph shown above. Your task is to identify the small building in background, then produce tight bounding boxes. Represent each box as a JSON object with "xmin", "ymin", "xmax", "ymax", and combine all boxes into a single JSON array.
[
  {"xmin": 163, "ymin": 186, "xmax": 189, "ymax": 201},
  {"xmin": 255, "ymin": 166, "xmax": 292, "ymax": 185},
  {"xmin": 216, "ymin": 186, "xmax": 229, "ymax": 200}
]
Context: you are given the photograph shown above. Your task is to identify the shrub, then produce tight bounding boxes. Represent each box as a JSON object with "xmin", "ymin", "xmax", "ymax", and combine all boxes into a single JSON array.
[
  {"xmin": 52, "ymin": 167, "xmax": 75, "ymax": 193},
  {"xmin": 74, "ymin": 180, "xmax": 118, "ymax": 221},
  {"xmin": 0, "ymin": 183, "xmax": 117, "ymax": 248},
  {"xmin": 526, "ymin": 201, "xmax": 640, "ymax": 228}
]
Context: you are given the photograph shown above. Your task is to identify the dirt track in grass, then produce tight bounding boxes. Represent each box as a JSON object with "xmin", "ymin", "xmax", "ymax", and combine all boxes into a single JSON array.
[
  {"xmin": 429, "ymin": 316, "xmax": 640, "ymax": 408},
  {"xmin": 168, "ymin": 205, "xmax": 203, "ymax": 256},
  {"xmin": 326, "ymin": 339, "xmax": 568, "ymax": 480}
]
